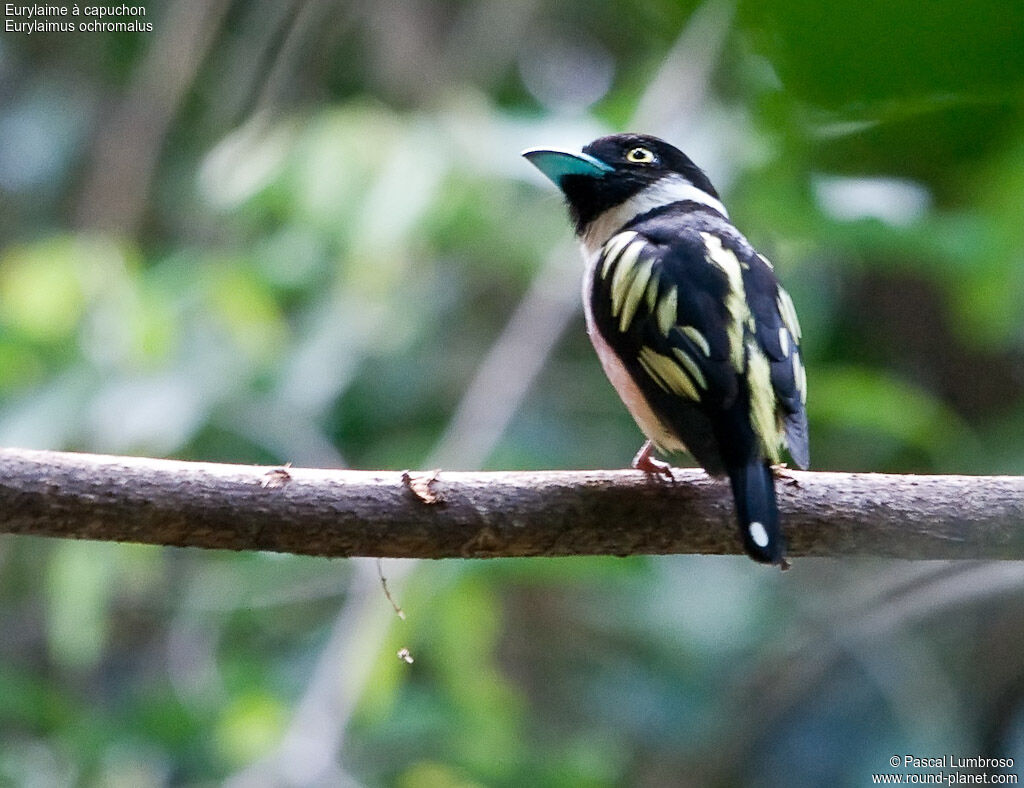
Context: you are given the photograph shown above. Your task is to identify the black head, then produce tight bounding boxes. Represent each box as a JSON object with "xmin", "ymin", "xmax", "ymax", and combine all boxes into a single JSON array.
[{"xmin": 523, "ymin": 133, "xmax": 721, "ymax": 234}]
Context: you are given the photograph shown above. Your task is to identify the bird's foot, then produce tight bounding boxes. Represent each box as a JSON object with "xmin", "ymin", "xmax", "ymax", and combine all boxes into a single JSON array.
[
  {"xmin": 772, "ymin": 463, "xmax": 801, "ymax": 488},
  {"xmin": 632, "ymin": 440, "xmax": 674, "ymax": 481}
]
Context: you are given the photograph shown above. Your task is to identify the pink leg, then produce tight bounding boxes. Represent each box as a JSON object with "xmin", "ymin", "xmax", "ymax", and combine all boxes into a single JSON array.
[
  {"xmin": 631, "ymin": 440, "xmax": 674, "ymax": 480},
  {"xmin": 772, "ymin": 463, "xmax": 801, "ymax": 488}
]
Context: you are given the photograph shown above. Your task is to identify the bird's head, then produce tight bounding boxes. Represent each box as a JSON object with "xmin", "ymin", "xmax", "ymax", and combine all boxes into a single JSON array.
[{"xmin": 522, "ymin": 133, "xmax": 726, "ymax": 242}]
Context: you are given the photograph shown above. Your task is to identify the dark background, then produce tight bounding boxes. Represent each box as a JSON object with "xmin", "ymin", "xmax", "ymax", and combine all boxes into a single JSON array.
[{"xmin": 2, "ymin": 0, "xmax": 1024, "ymax": 784}]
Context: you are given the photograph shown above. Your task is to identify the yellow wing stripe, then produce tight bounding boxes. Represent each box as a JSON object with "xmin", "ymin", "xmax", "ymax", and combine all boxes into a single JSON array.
[
  {"xmin": 600, "ymin": 231, "xmax": 638, "ymax": 278},
  {"xmin": 609, "ymin": 240, "xmax": 645, "ymax": 316},
  {"xmin": 777, "ymin": 286, "xmax": 802, "ymax": 341},
  {"xmin": 778, "ymin": 327, "xmax": 790, "ymax": 358},
  {"xmin": 638, "ymin": 346, "xmax": 700, "ymax": 401},
  {"xmin": 645, "ymin": 272, "xmax": 660, "ymax": 313},
  {"xmin": 794, "ymin": 352, "xmax": 807, "ymax": 405},
  {"xmin": 681, "ymin": 325, "xmax": 710, "ymax": 356},
  {"xmin": 618, "ymin": 256, "xmax": 655, "ymax": 332},
  {"xmin": 700, "ymin": 232, "xmax": 747, "ymax": 373},
  {"xmin": 746, "ymin": 340, "xmax": 783, "ymax": 464},
  {"xmin": 655, "ymin": 287, "xmax": 677, "ymax": 337},
  {"xmin": 672, "ymin": 347, "xmax": 707, "ymax": 390}
]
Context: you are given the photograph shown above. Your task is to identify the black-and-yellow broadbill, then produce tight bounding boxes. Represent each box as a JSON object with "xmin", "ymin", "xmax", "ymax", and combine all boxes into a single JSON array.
[{"xmin": 523, "ymin": 133, "xmax": 808, "ymax": 565}]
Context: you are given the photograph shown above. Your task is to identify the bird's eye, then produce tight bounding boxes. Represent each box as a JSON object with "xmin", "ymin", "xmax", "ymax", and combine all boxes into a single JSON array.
[{"xmin": 626, "ymin": 147, "xmax": 656, "ymax": 164}]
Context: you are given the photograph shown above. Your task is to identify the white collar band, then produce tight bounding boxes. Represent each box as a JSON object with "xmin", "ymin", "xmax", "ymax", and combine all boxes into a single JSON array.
[{"xmin": 582, "ymin": 174, "xmax": 729, "ymax": 254}]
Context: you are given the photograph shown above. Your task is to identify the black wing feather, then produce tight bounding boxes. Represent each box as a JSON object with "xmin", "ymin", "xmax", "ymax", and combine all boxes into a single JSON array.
[
  {"xmin": 592, "ymin": 229, "xmax": 732, "ymax": 474},
  {"xmin": 590, "ymin": 206, "xmax": 809, "ymax": 472}
]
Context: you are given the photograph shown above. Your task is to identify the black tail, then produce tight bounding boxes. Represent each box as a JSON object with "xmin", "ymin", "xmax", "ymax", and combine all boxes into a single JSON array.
[{"xmin": 727, "ymin": 460, "xmax": 785, "ymax": 565}]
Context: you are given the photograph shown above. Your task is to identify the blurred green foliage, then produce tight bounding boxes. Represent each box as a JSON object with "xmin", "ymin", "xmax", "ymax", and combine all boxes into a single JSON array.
[{"xmin": 2, "ymin": 0, "xmax": 1024, "ymax": 785}]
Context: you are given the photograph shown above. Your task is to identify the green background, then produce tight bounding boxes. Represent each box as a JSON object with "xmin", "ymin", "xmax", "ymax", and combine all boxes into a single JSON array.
[{"xmin": 2, "ymin": 0, "xmax": 1024, "ymax": 784}]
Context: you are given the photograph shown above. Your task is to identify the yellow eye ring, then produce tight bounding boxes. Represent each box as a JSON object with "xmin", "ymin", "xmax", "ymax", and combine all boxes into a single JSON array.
[{"xmin": 626, "ymin": 147, "xmax": 655, "ymax": 164}]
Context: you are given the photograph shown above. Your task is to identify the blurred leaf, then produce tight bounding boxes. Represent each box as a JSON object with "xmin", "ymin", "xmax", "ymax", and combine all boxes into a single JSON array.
[
  {"xmin": 809, "ymin": 364, "xmax": 976, "ymax": 469},
  {"xmin": 45, "ymin": 540, "xmax": 117, "ymax": 670},
  {"xmin": 214, "ymin": 691, "xmax": 287, "ymax": 767},
  {"xmin": 0, "ymin": 664, "xmax": 74, "ymax": 729},
  {"xmin": 397, "ymin": 761, "xmax": 484, "ymax": 788},
  {"xmin": 743, "ymin": 0, "xmax": 1024, "ymax": 108},
  {"xmin": 0, "ymin": 238, "xmax": 86, "ymax": 342},
  {"xmin": 208, "ymin": 264, "xmax": 288, "ymax": 363}
]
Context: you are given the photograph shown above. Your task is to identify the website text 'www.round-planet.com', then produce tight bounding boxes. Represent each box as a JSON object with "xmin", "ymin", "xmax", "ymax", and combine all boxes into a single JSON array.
[{"xmin": 873, "ymin": 756, "xmax": 1018, "ymax": 785}]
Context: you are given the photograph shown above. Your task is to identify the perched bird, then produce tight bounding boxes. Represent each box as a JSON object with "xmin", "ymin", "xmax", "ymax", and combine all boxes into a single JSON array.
[{"xmin": 522, "ymin": 133, "xmax": 808, "ymax": 565}]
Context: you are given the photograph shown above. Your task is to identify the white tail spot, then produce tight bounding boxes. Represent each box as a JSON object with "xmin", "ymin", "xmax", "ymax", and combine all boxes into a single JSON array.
[{"xmin": 749, "ymin": 521, "xmax": 770, "ymax": 548}]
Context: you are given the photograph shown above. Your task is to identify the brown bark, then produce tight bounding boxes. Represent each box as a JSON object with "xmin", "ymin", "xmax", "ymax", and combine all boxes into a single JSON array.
[{"xmin": 0, "ymin": 448, "xmax": 1021, "ymax": 560}]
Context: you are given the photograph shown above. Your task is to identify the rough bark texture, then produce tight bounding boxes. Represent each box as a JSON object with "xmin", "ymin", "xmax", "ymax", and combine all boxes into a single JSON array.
[{"xmin": 0, "ymin": 448, "xmax": 1022, "ymax": 560}]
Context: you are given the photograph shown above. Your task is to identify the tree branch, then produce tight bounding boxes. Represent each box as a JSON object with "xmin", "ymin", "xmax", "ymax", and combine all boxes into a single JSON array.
[{"xmin": 0, "ymin": 448, "xmax": 1021, "ymax": 560}]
